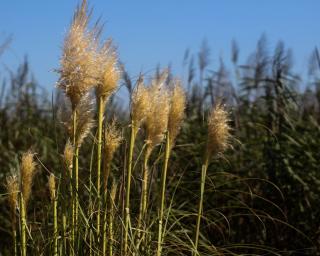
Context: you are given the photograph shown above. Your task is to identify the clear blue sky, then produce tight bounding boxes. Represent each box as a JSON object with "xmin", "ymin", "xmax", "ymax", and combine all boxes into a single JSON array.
[{"xmin": 0, "ymin": 0, "xmax": 319, "ymax": 94}]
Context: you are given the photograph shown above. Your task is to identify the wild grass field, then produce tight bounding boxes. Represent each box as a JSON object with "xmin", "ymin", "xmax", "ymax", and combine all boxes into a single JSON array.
[{"xmin": 1, "ymin": 1, "xmax": 320, "ymax": 255}]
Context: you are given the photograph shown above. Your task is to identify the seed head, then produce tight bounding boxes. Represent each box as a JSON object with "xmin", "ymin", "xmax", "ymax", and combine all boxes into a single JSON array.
[
  {"xmin": 6, "ymin": 175, "xmax": 19, "ymax": 218},
  {"xmin": 144, "ymin": 70, "xmax": 170, "ymax": 151},
  {"xmin": 168, "ymin": 79, "xmax": 186, "ymax": 148},
  {"xmin": 96, "ymin": 39, "xmax": 120, "ymax": 102},
  {"xmin": 59, "ymin": 95, "xmax": 95, "ymax": 147},
  {"xmin": 57, "ymin": 0, "xmax": 97, "ymax": 109},
  {"xmin": 48, "ymin": 174, "xmax": 56, "ymax": 201},
  {"xmin": 104, "ymin": 119, "xmax": 122, "ymax": 165},
  {"xmin": 20, "ymin": 151, "xmax": 37, "ymax": 208},
  {"xmin": 206, "ymin": 103, "xmax": 231, "ymax": 158},
  {"xmin": 130, "ymin": 76, "xmax": 149, "ymax": 132},
  {"xmin": 64, "ymin": 140, "xmax": 74, "ymax": 172}
]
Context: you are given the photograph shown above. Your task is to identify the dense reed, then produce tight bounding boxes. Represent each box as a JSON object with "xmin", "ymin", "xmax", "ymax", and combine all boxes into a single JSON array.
[{"xmin": 2, "ymin": 1, "xmax": 319, "ymax": 256}]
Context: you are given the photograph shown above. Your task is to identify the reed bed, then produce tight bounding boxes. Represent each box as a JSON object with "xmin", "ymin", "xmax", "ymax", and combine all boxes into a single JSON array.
[{"xmin": 2, "ymin": 1, "xmax": 318, "ymax": 256}]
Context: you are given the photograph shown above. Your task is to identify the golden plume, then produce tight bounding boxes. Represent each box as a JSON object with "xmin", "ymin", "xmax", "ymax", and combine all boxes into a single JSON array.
[
  {"xmin": 59, "ymin": 94, "xmax": 95, "ymax": 147},
  {"xmin": 6, "ymin": 175, "xmax": 19, "ymax": 221},
  {"xmin": 130, "ymin": 76, "xmax": 149, "ymax": 133},
  {"xmin": 168, "ymin": 79, "xmax": 186, "ymax": 148},
  {"xmin": 104, "ymin": 119, "xmax": 122, "ymax": 165},
  {"xmin": 206, "ymin": 102, "xmax": 231, "ymax": 158},
  {"xmin": 63, "ymin": 140, "xmax": 74, "ymax": 172},
  {"xmin": 20, "ymin": 151, "xmax": 37, "ymax": 208},
  {"xmin": 96, "ymin": 39, "xmax": 120, "ymax": 102},
  {"xmin": 48, "ymin": 174, "xmax": 56, "ymax": 201},
  {"xmin": 144, "ymin": 70, "xmax": 170, "ymax": 153},
  {"xmin": 57, "ymin": 0, "xmax": 97, "ymax": 109}
]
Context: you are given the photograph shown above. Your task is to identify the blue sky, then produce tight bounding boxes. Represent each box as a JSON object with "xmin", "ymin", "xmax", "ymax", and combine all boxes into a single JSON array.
[{"xmin": 0, "ymin": 0, "xmax": 319, "ymax": 95}]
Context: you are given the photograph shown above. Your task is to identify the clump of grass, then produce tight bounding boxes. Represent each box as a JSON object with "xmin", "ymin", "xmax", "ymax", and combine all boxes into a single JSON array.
[{"xmin": 137, "ymin": 70, "xmax": 170, "ymax": 251}]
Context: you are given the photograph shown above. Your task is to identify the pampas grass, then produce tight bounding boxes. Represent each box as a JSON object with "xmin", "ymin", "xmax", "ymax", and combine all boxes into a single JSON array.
[
  {"xmin": 194, "ymin": 102, "xmax": 232, "ymax": 255},
  {"xmin": 19, "ymin": 151, "xmax": 36, "ymax": 256},
  {"xmin": 157, "ymin": 79, "xmax": 186, "ymax": 256}
]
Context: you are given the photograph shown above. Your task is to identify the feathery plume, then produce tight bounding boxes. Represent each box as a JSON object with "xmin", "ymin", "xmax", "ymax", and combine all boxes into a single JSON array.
[
  {"xmin": 206, "ymin": 102, "xmax": 231, "ymax": 158},
  {"xmin": 130, "ymin": 76, "xmax": 149, "ymax": 132},
  {"xmin": 20, "ymin": 151, "xmax": 36, "ymax": 208},
  {"xmin": 168, "ymin": 79, "xmax": 186, "ymax": 147},
  {"xmin": 57, "ymin": 0, "xmax": 97, "ymax": 109},
  {"xmin": 6, "ymin": 175, "xmax": 19, "ymax": 218},
  {"xmin": 48, "ymin": 174, "xmax": 56, "ymax": 201},
  {"xmin": 96, "ymin": 39, "xmax": 120, "ymax": 102},
  {"xmin": 63, "ymin": 140, "xmax": 74, "ymax": 171},
  {"xmin": 59, "ymin": 95, "xmax": 95, "ymax": 147},
  {"xmin": 144, "ymin": 70, "xmax": 170, "ymax": 151},
  {"xmin": 104, "ymin": 119, "xmax": 122, "ymax": 165}
]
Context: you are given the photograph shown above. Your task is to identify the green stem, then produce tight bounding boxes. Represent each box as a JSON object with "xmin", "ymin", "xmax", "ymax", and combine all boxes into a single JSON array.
[
  {"xmin": 157, "ymin": 131, "xmax": 171, "ymax": 256},
  {"xmin": 19, "ymin": 192, "xmax": 26, "ymax": 256},
  {"xmin": 97, "ymin": 97, "xmax": 104, "ymax": 242},
  {"xmin": 53, "ymin": 196, "xmax": 58, "ymax": 256},
  {"xmin": 12, "ymin": 222, "xmax": 17, "ymax": 256},
  {"xmin": 137, "ymin": 147, "xmax": 150, "ymax": 252},
  {"xmin": 194, "ymin": 154, "xmax": 209, "ymax": 255},
  {"xmin": 71, "ymin": 109, "xmax": 77, "ymax": 255},
  {"xmin": 124, "ymin": 123, "xmax": 136, "ymax": 255},
  {"xmin": 108, "ymin": 181, "xmax": 117, "ymax": 256},
  {"xmin": 102, "ymin": 163, "xmax": 110, "ymax": 256},
  {"xmin": 108, "ymin": 191, "xmax": 115, "ymax": 256}
]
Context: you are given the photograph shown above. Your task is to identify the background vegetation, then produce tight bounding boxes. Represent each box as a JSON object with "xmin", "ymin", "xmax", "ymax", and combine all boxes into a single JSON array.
[{"xmin": 0, "ymin": 34, "xmax": 320, "ymax": 255}]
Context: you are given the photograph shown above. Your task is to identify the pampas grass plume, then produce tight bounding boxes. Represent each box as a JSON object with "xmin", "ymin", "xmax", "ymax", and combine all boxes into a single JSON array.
[
  {"xmin": 168, "ymin": 79, "xmax": 186, "ymax": 147},
  {"xmin": 207, "ymin": 102, "xmax": 231, "ymax": 158},
  {"xmin": 48, "ymin": 174, "xmax": 56, "ymax": 201},
  {"xmin": 20, "ymin": 151, "xmax": 36, "ymax": 208}
]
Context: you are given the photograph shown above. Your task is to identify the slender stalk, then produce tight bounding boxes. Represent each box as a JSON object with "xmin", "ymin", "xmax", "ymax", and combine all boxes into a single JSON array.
[
  {"xmin": 53, "ymin": 195, "xmax": 58, "ymax": 256},
  {"xmin": 108, "ymin": 191, "xmax": 115, "ymax": 256},
  {"xmin": 194, "ymin": 154, "xmax": 209, "ymax": 255},
  {"xmin": 74, "ymin": 146, "xmax": 79, "ymax": 226},
  {"xmin": 157, "ymin": 131, "xmax": 170, "ymax": 256},
  {"xmin": 71, "ymin": 109, "xmax": 77, "ymax": 254},
  {"xmin": 13, "ymin": 228, "xmax": 17, "ymax": 256},
  {"xmin": 19, "ymin": 192, "xmax": 26, "ymax": 256},
  {"xmin": 88, "ymin": 136, "xmax": 96, "ymax": 256},
  {"xmin": 102, "ymin": 162, "xmax": 110, "ymax": 256},
  {"xmin": 124, "ymin": 123, "xmax": 136, "ymax": 255},
  {"xmin": 97, "ymin": 97, "xmax": 104, "ymax": 242},
  {"xmin": 137, "ymin": 147, "xmax": 150, "ymax": 252}
]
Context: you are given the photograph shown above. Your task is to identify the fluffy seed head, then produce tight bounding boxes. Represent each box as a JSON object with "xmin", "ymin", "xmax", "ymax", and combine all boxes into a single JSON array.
[
  {"xmin": 168, "ymin": 79, "xmax": 186, "ymax": 148},
  {"xmin": 144, "ymin": 70, "xmax": 170, "ymax": 150},
  {"xmin": 60, "ymin": 94, "xmax": 95, "ymax": 147},
  {"xmin": 57, "ymin": 0, "xmax": 97, "ymax": 109},
  {"xmin": 64, "ymin": 140, "xmax": 74, "ymax": 172},
  {"xmin": 6, "ymin": 175, "xmax": 19, "ymax": 216},
  {"xmin": 130, "ymin": 76, "xmax": 149, "ymax": 132},
  {"xmin": 20, "ymin": 151, "xmax": 36, "ymax": 208},
  {"xmin": 48, "ymin": 174, "xmax": 56, "ymax": 201},
  {"xmin": 104, "ymin": 119, "xmax": 122, "ymax": 165},
  {"xmin": 206, "ymin": 103, "xmax": 231, "ymax": 158},
  {"xmin": 96, "ymin": 39, "xmax": 120, "ymax": 101}
]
